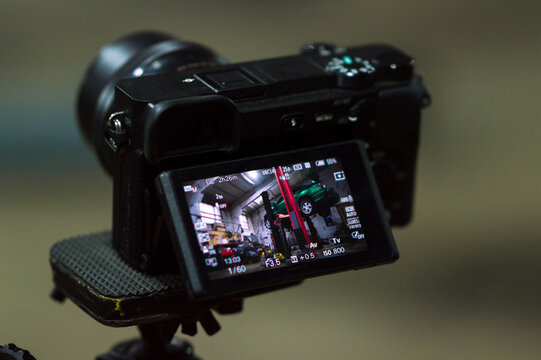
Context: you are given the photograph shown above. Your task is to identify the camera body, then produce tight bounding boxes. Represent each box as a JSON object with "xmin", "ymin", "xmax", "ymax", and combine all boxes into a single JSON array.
[{"xmin": 93, "ymin": 39, "xmax": 428, "ymax": 279}]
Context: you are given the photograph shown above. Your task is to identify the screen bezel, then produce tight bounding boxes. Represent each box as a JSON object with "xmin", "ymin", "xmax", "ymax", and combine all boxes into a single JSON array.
[{"xmin": 156, "ymin": 141, "xmax": 398, "ymax": 299}]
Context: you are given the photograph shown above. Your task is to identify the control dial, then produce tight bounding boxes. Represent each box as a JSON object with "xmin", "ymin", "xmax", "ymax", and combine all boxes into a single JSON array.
[{"xmin": 325, "ymin": 56, "xmax": 376, "ymax": 88}]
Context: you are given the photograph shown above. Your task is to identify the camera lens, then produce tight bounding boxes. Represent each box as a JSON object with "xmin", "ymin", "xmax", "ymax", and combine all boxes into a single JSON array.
[{"xmin": 77, "ymin": 31, "xmax": 227, "ymax": 173}]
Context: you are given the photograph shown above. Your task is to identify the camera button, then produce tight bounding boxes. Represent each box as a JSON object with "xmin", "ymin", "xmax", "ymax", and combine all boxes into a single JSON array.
[{"xmin": 281, "ymin": 114, "xmax": 305, "ymax": 130}]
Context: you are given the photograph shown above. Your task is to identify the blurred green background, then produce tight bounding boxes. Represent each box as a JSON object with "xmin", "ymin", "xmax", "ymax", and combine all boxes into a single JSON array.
[{"xmin": 1, "ymin": 1, "xmax": 540, "ymax": 359}]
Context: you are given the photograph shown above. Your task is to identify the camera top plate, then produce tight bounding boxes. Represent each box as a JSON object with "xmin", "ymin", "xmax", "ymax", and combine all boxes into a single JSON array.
[{"xmin": 114, "ymin": 44, "xmax": 415, "ymax": 105}]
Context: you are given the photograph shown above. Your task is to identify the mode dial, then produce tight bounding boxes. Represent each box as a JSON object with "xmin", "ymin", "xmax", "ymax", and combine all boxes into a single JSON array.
[
  {"xmin": 325, "ymin": 56, "xmax": 376, "ymax": 89},
  {"xmin": 300, "ymin": 42, "xmax": 336, "ymax": 56}
]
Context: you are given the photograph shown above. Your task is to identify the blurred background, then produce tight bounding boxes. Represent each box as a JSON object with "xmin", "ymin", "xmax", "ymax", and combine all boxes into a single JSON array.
[{"xmin": 1, "ymin": 0, "xmax": 540, "ymax": 359}]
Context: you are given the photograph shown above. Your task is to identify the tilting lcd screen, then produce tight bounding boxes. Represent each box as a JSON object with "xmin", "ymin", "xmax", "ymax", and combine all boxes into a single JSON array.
[{"xmin": 182, "ymin": 157, "xmax": 368, "ymax": 280}]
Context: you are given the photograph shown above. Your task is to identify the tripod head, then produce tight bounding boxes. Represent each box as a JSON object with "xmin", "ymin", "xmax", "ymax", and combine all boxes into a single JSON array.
[{"xmin": 50, "ymin": 232, "xmax": 232, "ymax": 359}]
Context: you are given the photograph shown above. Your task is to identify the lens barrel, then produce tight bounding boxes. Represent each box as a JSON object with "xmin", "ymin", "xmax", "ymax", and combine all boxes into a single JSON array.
[{"xmin": 77, "ymin": 31, "xmax": 227, "ymax": 173}]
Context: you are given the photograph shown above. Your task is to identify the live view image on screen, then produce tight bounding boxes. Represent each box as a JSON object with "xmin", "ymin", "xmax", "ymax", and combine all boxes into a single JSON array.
[{"xmin": 182, "ymin": 157, "xmax": 368, "ymax": 280}]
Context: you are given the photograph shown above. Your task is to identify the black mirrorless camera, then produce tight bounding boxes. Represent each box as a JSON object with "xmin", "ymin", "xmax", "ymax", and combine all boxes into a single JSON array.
[{"xmin": 77, "ymin": 32, "xmax": 429, "ymax": 301}]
